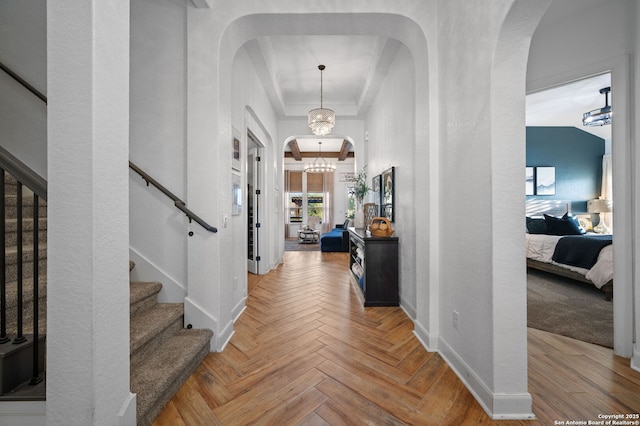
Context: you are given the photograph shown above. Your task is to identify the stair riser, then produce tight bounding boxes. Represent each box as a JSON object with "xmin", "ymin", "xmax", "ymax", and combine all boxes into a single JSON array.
[
  {"xmin": 3, "ymin": 205, "xmax": 47, "ymax": 220},
  {"xmin": 130, "ymin": 316, "xmax": 184, "ymax": 367},
  {"xmin": 4, "ymin": 246, "xmax": 47, "ymax": 263},
  {"xmin": 5, "ymin": 218, "xmax": 48, "ymax": 233},
  {"xmin": 4, "ymin": 230, "xmax": 47, "ymax": 247},
  {"xmin": 130, "ymin": 293, "xmax": 160, "ymax": 317},
  {"xmin": 1, "ymin": 277, "xmax": 47, "ymax": 337},
  {"xmin": 138, "ymin": 341, "xmax": 210, "ymax": 426},
  {"xmin": 3, "ymin": 297, "xmax": 47, "ymax": 337},
  {"xmin": 4, "ymin": 194, "xmax": 47, "ymax": 207},
  {"xmin": 4, "ymin": 258, "xmax": 47, "ymax": 283}
]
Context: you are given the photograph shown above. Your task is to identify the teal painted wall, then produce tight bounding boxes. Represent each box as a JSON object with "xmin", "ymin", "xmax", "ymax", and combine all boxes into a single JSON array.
[{"xmin": 526, "ymin": 127, "xmax": 605, "ymax": 213}]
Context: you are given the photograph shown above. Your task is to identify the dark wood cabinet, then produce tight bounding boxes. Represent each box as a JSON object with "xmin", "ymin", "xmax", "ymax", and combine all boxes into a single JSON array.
[{"xmin": 348, "ymin": 227, "xmax": 399, "ymax": 307}]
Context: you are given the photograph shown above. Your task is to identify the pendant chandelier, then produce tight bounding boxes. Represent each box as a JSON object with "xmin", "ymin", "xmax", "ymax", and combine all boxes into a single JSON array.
[
  {"xmin": 583, "ymin": 86, "xmax": 612, "ymax": 127},
  {"xmin": 308, "ymin": 65, "xmax": 335, "ymax": 136},
  {"xmin": 304, "ymin": 141, "xmax": 335, "ymax": 173}
]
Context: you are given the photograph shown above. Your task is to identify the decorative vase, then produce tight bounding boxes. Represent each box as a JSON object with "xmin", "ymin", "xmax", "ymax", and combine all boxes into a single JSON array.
[
  {"xmin": 363, "ymin": 203, "xmax": 377, "ymax": 228},
  {"xmin": 353, "ymin": 201, "xmax": 365, "ymax": 228}
]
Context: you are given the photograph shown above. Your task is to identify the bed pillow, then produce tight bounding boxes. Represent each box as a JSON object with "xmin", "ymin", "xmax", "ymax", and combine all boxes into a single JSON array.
[
  {"xmin": 562, "ymin": 213, "xmax": 586, "ymax": 234},
  {"xmin": 526, "ymin": 217, "xmax": 547, "ymax": 234},
  {"xmin": 543, "ymin": 214, "xmax": 584, "ymax": 236}
]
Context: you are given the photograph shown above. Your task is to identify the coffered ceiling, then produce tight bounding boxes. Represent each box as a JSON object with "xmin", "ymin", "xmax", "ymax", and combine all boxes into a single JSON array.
[{"xmin": 244, "ymin": 35, "xmax": 400, "ymax": 157}]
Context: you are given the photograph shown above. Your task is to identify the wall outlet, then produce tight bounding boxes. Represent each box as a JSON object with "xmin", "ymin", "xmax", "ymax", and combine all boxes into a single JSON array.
[
  {"xmin": 233, "ymin": 276, "xmax": 238, "ymax": 289},
  {"xmin": 452, "ymin": 310, "xmax": 459, "ymax": 330}
]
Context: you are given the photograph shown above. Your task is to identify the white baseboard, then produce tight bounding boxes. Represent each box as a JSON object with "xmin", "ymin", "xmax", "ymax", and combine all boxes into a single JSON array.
[
  {"xmin": 399, "ymin": 297, "xmax": 416, "ymax": 319},
  {"xmin": 231, "ymin": 297, "xmax": 246, "ymax": 323},
  {"xmin": 632, "ymin": 343, "xmax": 640, "ymax": 373},
  {"xmin": 215, "ymin": 298, "xmax": 246, "ymax": 352},
  {"xmin": 184, "ymin": 296, "xmax": 218, "ymax": 351},
  {"xmin": 413, "ymin": 319, "xmax": 437, "ymax": 352},
  {"xmin": 0, "ymin": 401, "xmax": 45, "ymax": 426},
  {"xmin": 129, "ymin": 247, "xmax": 186, "ymax": 303},
  {"xmin": 217, "ymin": 319, "xmax": 235, "ymax": 352},
  {"xmin": 118, "ymin": 392, "xmax": 137, "ymax": 426},
  {"xmin": 438, "ymin": 337, "xmax": 535, "ymax": 420}
]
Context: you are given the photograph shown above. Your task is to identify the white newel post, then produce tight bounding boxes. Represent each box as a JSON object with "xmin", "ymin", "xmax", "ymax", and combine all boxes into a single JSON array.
[{"xmin": 47, "ymin": 0, "xmax": 136, "ymax": 425}]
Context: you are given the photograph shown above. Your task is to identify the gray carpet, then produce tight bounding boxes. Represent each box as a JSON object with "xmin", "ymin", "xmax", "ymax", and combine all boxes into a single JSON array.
[
  {"xmin": 527, "ymin": 269, "xmax": 613, "ymax": 348},
  {"xmin": 285, "ymin": 237, "xmax": 320, "ymax": 251}
]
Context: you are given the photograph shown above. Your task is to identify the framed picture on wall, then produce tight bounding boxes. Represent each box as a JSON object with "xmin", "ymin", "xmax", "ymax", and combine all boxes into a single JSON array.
[
  {"xmin": 232, "ymin": 127, "xmax": 241, "ymax": 171},
  {"xmin": 535, "ymin": 166, "xmax": 556, "ymax": 195},
  {"xmin": 232, "ymin": 171, "xmax": 242, "ymax": 215},
  {"xmin": 372, "ymin": 174, "xmax": 381, "ymax": 192},
  {"xmin": 525, "ymin": 167, "xmax": 534, "ymax": 196},
  {"xmin": 339, "ymin": 172, "xmax": 355, "ymax": 183},
  {"xmin": 371, "ymin": 174, "xmax": 382, "ymax": 218},
  {"xmin": 381, "ymin": 167, "xmax": 395, "ymax": 222}
]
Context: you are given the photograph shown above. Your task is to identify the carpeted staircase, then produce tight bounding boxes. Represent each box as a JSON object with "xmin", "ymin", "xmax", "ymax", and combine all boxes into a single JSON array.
[
  {"xmin": 3, "ymin": 170, "xmax": 213, "ymax": 424},
  {"xmin": 129, "ymin": 267, "xmax": 213, "ymax": 425}
]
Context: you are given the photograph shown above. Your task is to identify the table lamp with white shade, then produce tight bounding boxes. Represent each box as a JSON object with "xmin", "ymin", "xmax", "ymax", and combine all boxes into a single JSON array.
[{"xmin": 587, "ymin": 198, "xmax": 612, "ymax": 234}]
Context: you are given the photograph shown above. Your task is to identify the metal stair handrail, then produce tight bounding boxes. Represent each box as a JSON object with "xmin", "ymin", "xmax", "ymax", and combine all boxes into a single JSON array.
[
  {"xmin": 0, "ymin": 146, "xmax": 47, "ymax": 201},
  {"xmin": 0, "ymin": 61, "xmax": 47, "ymax": 104},
  {"xmin": 129, "ymin": 161, "xmax": 217, "ymax": 233}
]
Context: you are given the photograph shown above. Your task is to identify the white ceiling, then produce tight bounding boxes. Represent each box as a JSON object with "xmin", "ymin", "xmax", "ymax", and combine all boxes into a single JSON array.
[
  {"xmin": 246, "ymin": 34, "xmax": 400, "ymax": 154},
  {"xmin": 245, "ymin": 35, "xmax": 612, "ymax": 154},
  {"xmin": 247, "ymin": 35, "xmax": 400, "ymax": 119},
  {"xmin": 526, "ymin": 73, "xmax": 612, "ymax": 140}
]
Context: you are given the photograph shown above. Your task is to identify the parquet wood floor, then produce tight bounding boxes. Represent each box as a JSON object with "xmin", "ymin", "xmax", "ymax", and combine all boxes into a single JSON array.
[{"xmin": 154, "ymin": 251, "xmax": 640, "ymax": 425}]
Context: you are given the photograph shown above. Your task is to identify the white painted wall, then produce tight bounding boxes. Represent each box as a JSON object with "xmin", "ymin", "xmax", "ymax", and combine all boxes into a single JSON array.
[
  {"xmin": 634, "ymin": 0, "xmax": 640, "ymax": 373},
  {"xmin": 129, "ymin": 0, "xmax": 190, "ymax": 303},
  {"xmin": 364, "ymin": 45, "xmax": 417, "ymax": 317},
  {"xmin": 434, "ymin": 1, "xmax": 553, "ymax": 418},
  {"xmin": 0, "ymin": 0, "xmax": 47, "ymax": 178},
  {"xmin": 47, "ymin": 0, "xmax": 135, "ymax": 424},
  {"xmin": 436, "ymin": 0, "xmax": 510, "ymax": 409},
  {"xmin": 228, "ymin": 46, "xmax": 279, "ymax": 323}
]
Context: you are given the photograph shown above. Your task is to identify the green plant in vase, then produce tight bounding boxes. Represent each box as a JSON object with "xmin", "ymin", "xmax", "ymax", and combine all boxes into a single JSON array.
[
  {"xmin": 351, "ymin": 167, "xmax": 370, "ymax": 205},
  {"xmin": 349, "ymin": 167, "xmax": 370, "ymax": 228}
]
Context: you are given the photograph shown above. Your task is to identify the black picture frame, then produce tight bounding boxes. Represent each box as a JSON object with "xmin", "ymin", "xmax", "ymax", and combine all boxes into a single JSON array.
[
  {"xmin": 232, "ymin": 127, "xmax": 241, "ymax": 171},
  {"xmin": 381, "ymin": 167, "xmax": 394, "ymax": 222},
  {"xmin": 370, "ymin": 174, "xmax": 382, "ymax": 218}
]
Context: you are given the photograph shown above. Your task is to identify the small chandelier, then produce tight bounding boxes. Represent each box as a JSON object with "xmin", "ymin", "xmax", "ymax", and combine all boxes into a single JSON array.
[
  {"xmin": 304, "ymin": 141, "xmax": 335, "ymax": 173},
  {"xmin": 583, "ymin": 86, "xmax": 612, "ymax": 127},
  {"xmin": 308, "ymin": 65, "xmax": 335, "ymax": 136}
]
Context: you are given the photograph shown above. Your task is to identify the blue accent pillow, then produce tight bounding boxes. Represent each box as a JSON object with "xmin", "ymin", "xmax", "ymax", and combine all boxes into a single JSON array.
[
  {"xmin": 543, "ymin": 214, "xmax": 585, "ymax": 236},
  {"xmin": 526, "ymin": 217, "xmax": 547, "ymax": 234},
  {"xmin": 562, "ymin": 213, "xmax": 586, "ymax": 234}
]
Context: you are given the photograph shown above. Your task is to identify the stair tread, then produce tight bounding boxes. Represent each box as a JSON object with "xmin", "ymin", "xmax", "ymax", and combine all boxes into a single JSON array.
[
  {"xmin": 130, "ymin": 281, "xmax": 162, "ymax": 307},
  {"xmin": 130, "ymin": 303, "xmax": 184, "ymax": 354},
  {"xmin": 131, "ymin": 328, "xmax": 213, "ymax": 421}
]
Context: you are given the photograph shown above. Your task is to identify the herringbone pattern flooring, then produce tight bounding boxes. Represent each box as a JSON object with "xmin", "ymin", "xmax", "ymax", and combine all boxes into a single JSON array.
[{"xmin": 153, "ymin": 251, "xmax": 640, "ymax": 425}]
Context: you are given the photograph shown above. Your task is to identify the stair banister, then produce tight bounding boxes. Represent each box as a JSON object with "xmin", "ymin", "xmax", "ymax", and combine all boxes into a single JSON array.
[
  {"xmin": 0, "ymin": 61, "xmax": 47, "ymax": 104},
  {"xmin": 0, "ymin": 146, "xmax": 47, "ymax": 201},
  {"xmin": 0, "ymin": 147, "xmax": 46, "ymax": 391},
  {"xmin": 129, "ymin": 161, "xmax": 218, "ymax": 233}
]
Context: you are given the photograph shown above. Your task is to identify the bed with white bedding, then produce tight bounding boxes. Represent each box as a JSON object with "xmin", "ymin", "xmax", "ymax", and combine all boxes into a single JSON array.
[{"xmin": 525, "ymin": 199, "xmax": 613, "ymax": 301}]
